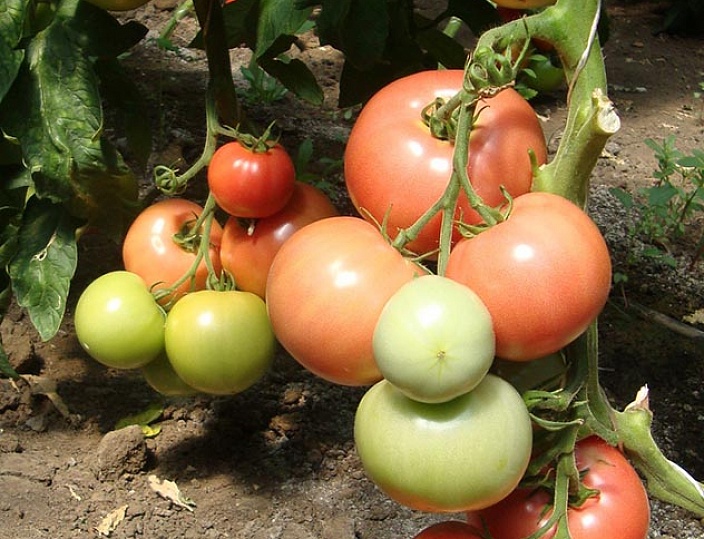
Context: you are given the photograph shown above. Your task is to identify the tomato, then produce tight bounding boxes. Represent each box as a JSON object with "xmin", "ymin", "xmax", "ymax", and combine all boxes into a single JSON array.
[
  {"xmin": 220, "ymin": 181, "xmax": 338, "ymax": 298},
  {"xmin": 266, "ymin": 216, "xmax": 423, "ymax": 386},
  {"xmin": 122, "ymin": 198, "xmax": 223, "ymax": 306},
  {"xmin": 344, "ymin": 70, "xmax": 547, "ymax": 257},
  {"xmin": 141, "ymin": 352, "xmax": 198, "ymax": 397},
  {"xmin": 494, "ymin": 0, "xmax": 556, "ymax": 9},
  {"xmin": 373, "ymin": 275, "xmax": 495, "ymax": 403},
  {"xmin": 164, "ymin": 290, "xmax": 275, "ymax": 395},
  {"xmin": 522, "ymin": 54, "xmax": 564, "ymax": 94},
  {"xmin": 207, "ymin": 140, "xmax": 296, "ymax": 218},
  {"xmin": 466, "ymin": 436, "xmax": 651, "ymax": 539},
  {"xmin": 354, "ymin": 375, "xmax": 533, "ymax": 512},
  {"xmin": 412, "ymin": 521, "xmax": 483, "ymax": 539},
  {"xmin": 84, "ymin": 0, "xmax": 150, "ymax": 10},
  {"xmin": 445, "ymin": 192, "xmax": 612, "ymax": 361},
  {"xmin": 75, "ymin": 271, "xmax": 165, "ymax": 369}
]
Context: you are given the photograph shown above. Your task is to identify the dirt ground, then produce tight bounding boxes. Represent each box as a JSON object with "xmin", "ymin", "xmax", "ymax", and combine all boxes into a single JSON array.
[{"xmin": 2, "ymin": 1, "xmax": 704, "ymax": 538}]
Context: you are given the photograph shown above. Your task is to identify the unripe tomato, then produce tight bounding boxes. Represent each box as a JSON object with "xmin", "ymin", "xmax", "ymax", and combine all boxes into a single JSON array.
[
  {"xmin": 75, "ymin": 271, "xmax": 165, "ymax": 369},
  {"xmin": 354, "ymin": 375, "xmax": 533, "ymax": 512},
  {"xmin": 122, "ymin": 198, "xmax": 223, "ymax": 306},
  {"xmin": 220, "ymin": 182, "xmax": 338, "ymax": 298},
  {"xmin": 207, "ymin": 140, "xmax": 296, "ymax": 219},
  {"xmin": 164, "ymin": 290, "xmax": 275, "ymax": 395},
  {"xmin": 494, "ymin": 0, "xmax": 556, "ymax": 8},
  {"xmin": 141, "ymin": 353, "xmax": 199, "ymax": 397}
]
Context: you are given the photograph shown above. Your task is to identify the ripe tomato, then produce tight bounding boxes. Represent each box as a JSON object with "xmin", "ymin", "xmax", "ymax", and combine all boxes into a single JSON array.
[
  {"xmin": 266, "ymin": 216, "xmax": 423, "ymax": 386},
  {"xmin": 373, "ymin": 275, "xmax": 495, "ymax": 403},
  {"xmin": 445, "ymin": 192, "xmax": 612, "ymax": 361},
  {"xmin": 207, "ymin": 140, "xmax": 296, "ymax": 218},
  {"xmin": 344, "ymin": 69, "xmax": 547, "ymax": 256},
  {"xmin": 413, "ymin": 521, "xmax": 483, "ymax": 539},
  {"xmin": 164, "ymin": 290, "xmax": 275, "ymax": 395},
  {"xmin": 122, "ymin": 198, "xmax": 223, "ymax": 306},
  {"xmin": 141, "ymin": 352, "xmax": 198, "ymax": 397},
  {"xmin": 75, "ymin": 271, "xmax": 165, "ymax": 369},
  {"xmin": 220, "ymin": 181, "xmax": 338, "ymax": 298},
  {"xmin": 354, "ymin": 375, "xmax": 533, "ymax": 512},
  {"xmin": 466, "ymin": 436, "xmax": 651, "ymax": 539}
]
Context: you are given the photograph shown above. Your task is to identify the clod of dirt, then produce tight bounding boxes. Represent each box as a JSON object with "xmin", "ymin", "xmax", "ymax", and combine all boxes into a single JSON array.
[{"xmin": 94, "ymin": 425, "xmax": 148, "ymax": 480}]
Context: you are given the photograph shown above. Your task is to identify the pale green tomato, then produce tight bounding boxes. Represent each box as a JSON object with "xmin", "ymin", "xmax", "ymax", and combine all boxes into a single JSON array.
[
  {"xmin": 164, "ymin": 290, "xmax": 275, "ymax": 395},
  {"xmin": 373, "ymin": 275, "xmax": 495, "ymax": 403},
  {"xmin": 141, "ymin": 353, "xmax": 199, "ymax": 397},
  {"xmin": 75, "ymin": 271, "xmax": 165, "ymax": 369},
  {"xmin": 354, "ymin": 375, "xmax": 532, "ymax": 513}
]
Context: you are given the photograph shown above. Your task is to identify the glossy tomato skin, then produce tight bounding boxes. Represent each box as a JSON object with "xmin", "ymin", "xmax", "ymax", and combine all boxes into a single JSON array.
[
  {"xmin": 141, "ymin": 352, "xmax": 199, "ymax": 397},
  {"xmin": 164, "ymin": 290, "xmax": 275, "ymax": 395},
  {"xmin": 220, "ymin": 181, "xmax": 338, "ymax": 298},
  {"xmin": 122, "ymin": 198, "xmax": 223, "ymax": 306},
  {"xmin": 445, "ymin": 192, "xmax": 612, "ymax": 361},
  {"xmin": 466, "ymin": 436, "xmax": 650, "ymax": 539},
  {"xmin": 354, "ymin": 375, "xmax": 533, "ymax": 512},
  {"xmin": 75, "ymin": 271, "xmax": 165, "ymax": 369},
  {"xmin": 413, "ymin": 521, "xmax": 483, "ymax": 539},
  {"xmin": 344, "ymin": 70, "xmax": 547, "ymax": 256},
  {"xmin": 207, "ymin": 141, "xmax": 296, "ymax": 218},
  {"xmin": 266, "ymin": 216, "xmax": 424, "ymax": 386},
  {"xmin": 373, "ymin": 274, "xmax": 495, "ymax": 403}
]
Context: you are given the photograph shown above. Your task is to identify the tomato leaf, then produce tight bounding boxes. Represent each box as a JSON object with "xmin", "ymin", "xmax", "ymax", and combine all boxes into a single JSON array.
[
  {"xmin": 260, "ymin": 56, "xmax": 324, "ymax": 105},
  {"xmin": 8, "ymin": 198, "xmax": 79, "ymax": 342},
  {"xmin": 415, "ymin": 26, "xmax": 468, "ymax": 70},
  {"xmin": 255, "ymin": 0, "xmax": 312, "ymax": 58},
  {"xmin": 192, "ymin": 0, "xmax": 258, "ymax": 49},
  {"xmin": 0, "ymin": 0, "xmax": 26, "ymax": 102}
]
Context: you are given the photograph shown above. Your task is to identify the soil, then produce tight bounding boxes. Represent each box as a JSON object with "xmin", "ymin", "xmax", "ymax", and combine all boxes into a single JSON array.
[{"xmin": 2, "ymin": 2, "xmax": 704, "ymax": 538}]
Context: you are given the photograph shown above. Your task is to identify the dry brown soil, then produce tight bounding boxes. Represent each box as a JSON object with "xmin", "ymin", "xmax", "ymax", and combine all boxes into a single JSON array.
[{"xmin": 2, "ymin": 2, "xmax": 704, "ymax": 538}]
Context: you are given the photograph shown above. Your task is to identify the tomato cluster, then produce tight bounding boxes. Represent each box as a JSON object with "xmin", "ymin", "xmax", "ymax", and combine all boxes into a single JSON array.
[{"xmin": 75, "ymin": 139, "xmax": 338, "ymax": 397}]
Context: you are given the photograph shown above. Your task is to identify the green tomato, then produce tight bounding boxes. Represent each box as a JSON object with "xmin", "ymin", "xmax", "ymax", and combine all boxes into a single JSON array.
[
  {"xmin": 522, "ymin": 54, "xmax": 564, "ymax": 94},
  {"xmin": 141, "ymin": 353, "xmax": 199, "ymax": 397},
  {"xmin": 354, "ymin": 374, "xmax": 532, "ymax": 513},
  {"xmin": 164, "ymin": 290, "xmax": 275, "ymax": 395},
  {"xmin": 74, "ymin": 271, "xmax": 166, "ymax": 369},
  {"xmin": 373, "ymin": 275, "xmax": 495, "ymax": 403}
]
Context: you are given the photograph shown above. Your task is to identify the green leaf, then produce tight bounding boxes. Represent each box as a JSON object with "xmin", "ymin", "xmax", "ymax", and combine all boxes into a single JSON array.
[
  {"xmin": 255, "ymin": 0, "xmax": 312, "ymax": 58},
  {"xmin": 260, "ymin": 56, "xmax": 324, "ymax": 105},
  {"xmin": 0, "ymin": 273, "xmax": 18, "ymax": 379},
  {"xmin": 8, "ymin": 197, "xmax": 79, "ymax": 342},
  {"xmin": 647, "ymin": 183, "xmax": 678, "ymax": 207},
  {"xmin": 415, "ymin": 26, "xmax": 467, "ymax": 69},
  {"xmin": 115, "ymin": 401, "xmax": 164, "ymax": 438},
  {"xmin": 192, "ymin": 0, "xmax": 259, "ymax": 49},
  {"xmin": 0, "ymin": 0, "xmax": 26, "ymax": 102},
  {"xmin": 95, "ymin": 58, "xmax": 153, "ymax": 168},
  {"xmin": 608, "ymin": 186, "xmax": 635, "ymax": 210}
]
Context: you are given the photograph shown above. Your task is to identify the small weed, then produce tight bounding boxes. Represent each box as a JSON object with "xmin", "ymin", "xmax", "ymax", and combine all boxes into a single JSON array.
[
  {"xmin": 609, "ymin": 135, "xmax": 704, "ymax": 273},
  {"xmin": 294, "ymin": 138, "xmax": 343, "ymax": 197},
  {"xmin": 239, "ymin": 60, "xmax": 288, "ymax": 104}
]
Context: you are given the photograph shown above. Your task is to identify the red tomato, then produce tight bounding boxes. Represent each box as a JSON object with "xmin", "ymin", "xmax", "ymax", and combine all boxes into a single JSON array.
[
  {"xmin": 466, "ymin": 436, "xmax": 650, "ymax": 539},
  {"xmin": 122, "ymin": 198, "xmax": 223, "ymax": 305},
  {"xmin": 265, "ymin": 216, "xmax": 423, "ymax": 386},
  {"xmin": 445, "ymin": 192, "xmax": 611, "ymax": 361},
  {"xmin": 413, "ymin": 521, "xmax": 483, "ymax": 539},
  {"xmin": 220, "ymin": 182, "xmax": 338, "ymax": 298},
  {"xmin": 344, "ymin": 69, "xmax": 547, "ymax": 257},
  {"xmin": 207, "ymin": 140, "xmax": 296, "ymax": 218}
]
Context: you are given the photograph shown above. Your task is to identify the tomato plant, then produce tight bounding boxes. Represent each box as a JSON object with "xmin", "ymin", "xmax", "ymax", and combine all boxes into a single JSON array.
[
  {"xmin": 74, "ymin": 271, "xmax": 165, "ymax": 370},
  {"xmin": 266, "ymin": 216, "xmax": 423, "ymax": 386},
  {"xmin": 354, "ymin": 374, "xmax": 533, "ymax": 513},
  {"xmin": 466, "ymin": 436, "xmax": 651, "ymax": 539},
  {"xmin": 373, "ymin": 275, "xmax": 495, "ymax": 403},
  {"xmin": 412, "ymin": 521, "xmax": 483, "ymax": 539},
  {"xmin": 220, "ymin": 181, "xmax": 338, "ymax": 298},
  {"xmin": 494, "ymin": 0, "xmax": 557, "ymax": 8},
  {"xmin": 445, "ymin": 192, "xmax": 612, "ymax": 361},
  {"xmin": 122, "ymin": 198, "xmax": 223, "ymax": 305},
  {"xmin": 344, "ymin": 69, "xmax": 547, "ymax": 256},
  {"xmin": 207, "ymin": 140, "xmax": 296, "ymax": 218},
  {"xmin": 164, "ymin": 289, "xmax": 275, "ymax": 395}
]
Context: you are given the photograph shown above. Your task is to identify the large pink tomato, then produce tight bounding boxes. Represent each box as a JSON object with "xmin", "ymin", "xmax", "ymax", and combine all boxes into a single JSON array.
[
  {"xmin": 265, "ymin": 216, "xmax": 423, "ymax": 386},
  {"xmin": 344, "ymin": 69, "xmax": 547, "ymax": 257}
]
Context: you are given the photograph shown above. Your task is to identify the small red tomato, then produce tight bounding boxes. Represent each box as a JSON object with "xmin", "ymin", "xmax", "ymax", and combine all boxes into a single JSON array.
[
  {"xmin": 207, "ymin": 140, "xmax": 296, "ymax": 218},
  {"xmin": 220, "ymin": 182, "xmax": 338, "ymax": 298}
]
